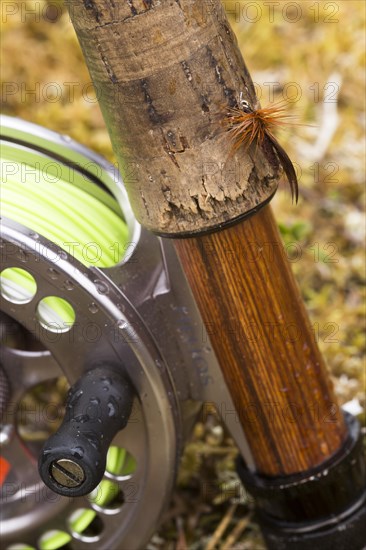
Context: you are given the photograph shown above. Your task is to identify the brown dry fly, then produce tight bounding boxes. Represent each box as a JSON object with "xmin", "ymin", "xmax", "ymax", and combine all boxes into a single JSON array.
[{"xmin": 224, "ymin": 94, "xmax": 299, "ymax": 203}]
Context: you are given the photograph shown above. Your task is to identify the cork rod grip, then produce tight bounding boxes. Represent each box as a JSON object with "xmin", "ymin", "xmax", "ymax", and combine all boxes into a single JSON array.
[{"xmin": 66, "ymin": 0, "xmax": 279, "ymax": 235}]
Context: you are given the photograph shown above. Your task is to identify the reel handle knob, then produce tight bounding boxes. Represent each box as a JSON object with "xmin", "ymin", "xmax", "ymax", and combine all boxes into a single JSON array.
[{"xmin": 38, "ymin": 365, "xmax": 133, "ymax": 497}]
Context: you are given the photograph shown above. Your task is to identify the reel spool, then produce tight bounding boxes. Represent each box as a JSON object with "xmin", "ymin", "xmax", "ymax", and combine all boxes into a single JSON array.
[{"xmin": 0, "ymin": 116, "xmax": 249, "ymax": 550}]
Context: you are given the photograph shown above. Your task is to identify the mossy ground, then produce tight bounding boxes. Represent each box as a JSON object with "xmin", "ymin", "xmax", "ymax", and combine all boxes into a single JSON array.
[{"xmin": 2, "ymin": 1, "xmax": 365, "ymax": 548}]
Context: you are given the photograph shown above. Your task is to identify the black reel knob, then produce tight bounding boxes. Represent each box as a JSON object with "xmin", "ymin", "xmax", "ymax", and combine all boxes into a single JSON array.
[{"xmin": 38, "ymin": 365, "xmax": 134, "ymax": 497}]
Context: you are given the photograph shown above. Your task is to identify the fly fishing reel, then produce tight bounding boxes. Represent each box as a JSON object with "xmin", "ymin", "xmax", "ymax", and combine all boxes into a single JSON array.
[{"xmin": 0, "ymin": 116, "xmax": 248, "ymax": 550}]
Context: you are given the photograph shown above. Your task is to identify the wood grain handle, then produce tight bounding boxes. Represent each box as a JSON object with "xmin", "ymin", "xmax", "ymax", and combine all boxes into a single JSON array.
[{"xmin": 175, "ymin": 206, "xmax": 347, "ymax": 476}]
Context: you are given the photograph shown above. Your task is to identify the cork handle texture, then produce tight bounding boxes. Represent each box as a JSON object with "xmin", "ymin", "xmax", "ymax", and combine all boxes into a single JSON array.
[
  {"xmin": 66, "ymin": 0, "xmax": 278, "ymax": 235},
  {"xmin": 175, "ymin": 207, "xmax": 347, "ymax": 476}
]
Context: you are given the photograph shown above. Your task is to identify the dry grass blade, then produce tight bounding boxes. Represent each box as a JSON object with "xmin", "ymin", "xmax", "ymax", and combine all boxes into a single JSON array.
[
  {"xmin": 219, "ymin": 513, "xmax": 252, "ymax": 550},
  {"xmin": 205, "ymin": 503, "xmax": 238, "ymax": 550},
  {"xmin": 175, "ymin": 516, "xmax": 188, "ymax": 550}
]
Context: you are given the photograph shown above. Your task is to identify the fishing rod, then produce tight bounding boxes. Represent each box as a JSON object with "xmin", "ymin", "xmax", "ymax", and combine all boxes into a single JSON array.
[{"xmin": 61, "ymin": 1, "xmax": 365, "ymax": 547}]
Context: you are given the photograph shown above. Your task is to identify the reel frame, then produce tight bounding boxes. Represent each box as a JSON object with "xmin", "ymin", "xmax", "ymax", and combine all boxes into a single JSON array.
[{"xmin": 0, "ymin": 117, "xmax": 249, "ymax": 549}]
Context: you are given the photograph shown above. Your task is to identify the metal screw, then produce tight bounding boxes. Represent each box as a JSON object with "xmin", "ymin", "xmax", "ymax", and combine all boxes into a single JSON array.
[{"xmin": 50, "ymin": 459, "xmax": 85, "ymax": 488}]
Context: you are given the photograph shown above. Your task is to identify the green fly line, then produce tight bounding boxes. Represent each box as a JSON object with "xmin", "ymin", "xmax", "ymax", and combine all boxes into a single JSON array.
[{"xmin": 1, "ymin": 151, "xmax": 129, "ymax": 325}]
